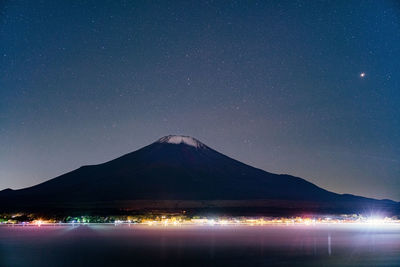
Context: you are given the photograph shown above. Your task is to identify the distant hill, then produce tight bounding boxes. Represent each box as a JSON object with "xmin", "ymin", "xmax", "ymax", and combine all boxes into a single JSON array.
[{"xmin": 1, "ymin": 135, "xmax": 398, "ymax": 215}]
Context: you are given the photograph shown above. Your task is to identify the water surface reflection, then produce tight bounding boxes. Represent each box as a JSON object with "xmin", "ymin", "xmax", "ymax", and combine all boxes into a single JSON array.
[{"xmin": 0, "ymin": 224, "xmax": 399, "ymax": 266}]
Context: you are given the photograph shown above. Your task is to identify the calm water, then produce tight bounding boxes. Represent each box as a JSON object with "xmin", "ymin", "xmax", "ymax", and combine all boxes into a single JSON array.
[{"xmin": 0, "ymin": 224, "xmax": 399, "ymax": 267}]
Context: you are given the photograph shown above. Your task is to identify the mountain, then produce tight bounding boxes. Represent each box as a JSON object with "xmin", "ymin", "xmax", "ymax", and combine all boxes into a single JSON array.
[{"xmin": 0, "ymin": 135, "xmax": 398, "ymax": 215}]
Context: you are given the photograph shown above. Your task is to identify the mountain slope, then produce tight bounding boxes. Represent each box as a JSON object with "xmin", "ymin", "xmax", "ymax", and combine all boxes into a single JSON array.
[{"xmin": 0, "ymin": 135, "xmax": 398, "ymax": 214}]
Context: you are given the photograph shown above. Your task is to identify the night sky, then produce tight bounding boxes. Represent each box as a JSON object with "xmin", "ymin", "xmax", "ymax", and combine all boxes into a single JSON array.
[{"xmin": 1, "ymin": 1, "xmax": 399, "ymax": 201}]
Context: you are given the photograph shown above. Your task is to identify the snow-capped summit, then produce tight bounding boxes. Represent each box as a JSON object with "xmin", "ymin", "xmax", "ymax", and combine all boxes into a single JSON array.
[{"xmin": 157, "ymin": 135, "xmax": 206, "ymax": 148}]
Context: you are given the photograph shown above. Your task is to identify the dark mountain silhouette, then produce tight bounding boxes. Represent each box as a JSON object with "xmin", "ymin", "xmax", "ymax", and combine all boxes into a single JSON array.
[{"xmin": 1, "ymin": 135, "xmax": 398, "ymax": 215}]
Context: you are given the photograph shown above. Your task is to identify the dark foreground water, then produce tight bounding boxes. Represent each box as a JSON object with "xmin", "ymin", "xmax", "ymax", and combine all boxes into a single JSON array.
[{"xmin": 0, "ymin": 224, "xmax": 399, "ymax": 267}]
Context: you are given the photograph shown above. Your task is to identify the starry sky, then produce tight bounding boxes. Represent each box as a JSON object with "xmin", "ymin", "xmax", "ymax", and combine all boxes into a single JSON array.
[{"xmin": 1, "ymin": 0, "xmax": 399, "ymax": 201}]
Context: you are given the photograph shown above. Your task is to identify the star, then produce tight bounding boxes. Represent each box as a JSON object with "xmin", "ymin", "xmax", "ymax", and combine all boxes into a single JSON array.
[{"xmin": 360, "ymin": 72, "xmax": 366, "ymax": 78}]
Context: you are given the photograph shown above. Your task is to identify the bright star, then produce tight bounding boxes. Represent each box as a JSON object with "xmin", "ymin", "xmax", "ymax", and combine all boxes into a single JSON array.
[{"xmin": 360, "ymin": 72, "xmax": 366, "ymax": 78}]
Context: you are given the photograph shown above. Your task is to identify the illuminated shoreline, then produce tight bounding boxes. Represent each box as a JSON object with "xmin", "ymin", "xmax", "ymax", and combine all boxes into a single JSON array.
[{"xmin": 2, "ymin": 215, "xmax": 400, "ymax": 227}]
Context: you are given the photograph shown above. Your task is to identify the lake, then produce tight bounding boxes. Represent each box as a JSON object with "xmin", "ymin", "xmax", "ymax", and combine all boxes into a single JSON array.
[{"xmin": 0, "ymin": 224, "xmax": 399, "ymax": 266}]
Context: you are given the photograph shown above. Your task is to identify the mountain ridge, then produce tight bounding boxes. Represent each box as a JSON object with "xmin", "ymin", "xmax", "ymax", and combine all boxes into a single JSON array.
[{"xmin": 0, "ymin": 135, "xmax": 398, "ymax": 215}]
